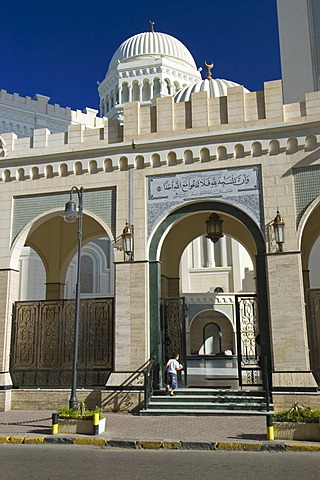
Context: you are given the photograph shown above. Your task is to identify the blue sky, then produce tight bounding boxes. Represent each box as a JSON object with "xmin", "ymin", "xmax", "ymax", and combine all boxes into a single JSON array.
[{"xmin": 1, "ymin": 0, "xmax": 281, "ymax": 111}]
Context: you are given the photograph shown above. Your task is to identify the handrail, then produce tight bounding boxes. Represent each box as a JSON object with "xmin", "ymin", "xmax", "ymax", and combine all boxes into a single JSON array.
[{"xmin": 144, "ymin": 356, "xmax": 157, "ymax": 410}]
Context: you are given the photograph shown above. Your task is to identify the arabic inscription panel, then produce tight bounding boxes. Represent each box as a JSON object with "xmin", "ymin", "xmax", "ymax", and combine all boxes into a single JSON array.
[{"xmin": 147, "ymin": 166, "xmax": 263, "ymax": 237}]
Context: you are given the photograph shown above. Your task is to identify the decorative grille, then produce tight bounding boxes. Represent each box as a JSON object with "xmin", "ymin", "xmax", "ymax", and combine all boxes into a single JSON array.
[
  {"xmin": 10, "ymin": 298, "xmax": 114, "ymax": 387},
  {"xmin": 236, "ymin": 295, "xmax": 262, "ymax": 386}
]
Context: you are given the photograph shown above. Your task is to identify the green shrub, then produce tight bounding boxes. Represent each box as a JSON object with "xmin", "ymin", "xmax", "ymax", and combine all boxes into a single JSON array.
[
  {"xmin": 274, "ymin": 402, "xmax": 320, "ymax": 423},
  {"xmin": 57, "ymin": 402, "xmax": 103, "ymax": 420}
]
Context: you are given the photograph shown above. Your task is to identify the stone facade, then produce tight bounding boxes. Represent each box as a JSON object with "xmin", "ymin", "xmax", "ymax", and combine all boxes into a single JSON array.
[{"xmin": 1, "ymin": 26, "xmax": 320, "ymax": 412}]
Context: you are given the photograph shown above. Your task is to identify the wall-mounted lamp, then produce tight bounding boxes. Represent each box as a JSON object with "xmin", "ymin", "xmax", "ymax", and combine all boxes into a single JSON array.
[
  {"xmin": 122, "ymin": 223, "xmax": 134, "ymax": 260},
  {"xmin": 205, "ymin": 213, "xmax": 224, "ymax": 244},
  {"xmin": 113, "ymin": 222, "xmax": 134, "ymax": 261},
  {"xmin": 272, "ymin": 209, "xmax": 285, "ymax": 252}
]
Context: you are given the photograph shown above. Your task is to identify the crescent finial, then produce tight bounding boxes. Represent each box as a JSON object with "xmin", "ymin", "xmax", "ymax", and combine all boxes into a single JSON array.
[{"xmin": 204, "ymin": 61, "xmax": 214, "ymax": 80}]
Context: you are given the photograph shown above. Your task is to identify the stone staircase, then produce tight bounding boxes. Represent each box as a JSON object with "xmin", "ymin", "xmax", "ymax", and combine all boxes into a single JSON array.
[{"xmin": 140, "ymin": 388, "xmax": 274, "ymax": 416}]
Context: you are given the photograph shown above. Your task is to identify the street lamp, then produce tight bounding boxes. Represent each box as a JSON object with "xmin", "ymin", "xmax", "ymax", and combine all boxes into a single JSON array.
[
  {"xmin": 205, "ymin": 213, "xmax": 224, "ymax": 244},
  {"xmin": 60, "ymin": 186, "xmax": 83, "ymax": 409},
  {"xmin": 272, "ymin": 209, "xmax": 285, "ymax": 253}
]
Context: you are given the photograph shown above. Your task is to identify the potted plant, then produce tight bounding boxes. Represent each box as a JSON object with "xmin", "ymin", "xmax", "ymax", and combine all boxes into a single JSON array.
[
  {"xmin": 273, "ymin": 403, "xmax": 320, "ymax": 441},
  {"xmin": 56, "ymin": 402, "xmax": 106, "ymax": 435}
]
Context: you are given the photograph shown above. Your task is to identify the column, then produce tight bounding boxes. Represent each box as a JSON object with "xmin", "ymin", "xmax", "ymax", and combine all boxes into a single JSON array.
[
  {"xmin": 221, "ymin": 236, "xmax": 228, "ymax": 267},
  {"xmin": 206, "ymin": 237, "xmax": 214, "ymax": 268},
  {"xmin": 192, "ymin": 237, "xmax": 201, "ymax": 268}
]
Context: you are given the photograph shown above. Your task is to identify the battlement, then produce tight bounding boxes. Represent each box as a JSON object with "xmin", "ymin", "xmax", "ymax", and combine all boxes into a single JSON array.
[
  {"xmin": 0, "ymin": 89, "xmax": 103, "ymax": 128},
  {"xmin": 123, "ymin": 80, "xmax": 320, "ymax": 141},
  {"xmin": 0, "ymin": 81, "xmax": 319, "ymax": 159}
]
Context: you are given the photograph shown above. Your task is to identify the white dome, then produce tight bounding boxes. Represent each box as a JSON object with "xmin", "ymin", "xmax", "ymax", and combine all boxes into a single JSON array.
[
  {"xmin": 174, "ymin": 78, "xmax": 250, "ymax": 102},
  {"xmin": 108, "ymin": 31, "xmax": 198, "ymax": 72}
]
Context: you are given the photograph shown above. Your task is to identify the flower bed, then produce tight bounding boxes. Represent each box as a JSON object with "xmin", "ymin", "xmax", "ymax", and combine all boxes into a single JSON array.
[
  {"xmin": 56, "ymin": 403, "xmax": 106, "ymax": 435},
  {"xmin": 273, "ymin": 403, "xmax": 320, "ymax": 441},
  {"xmin": 58, "ymin": 417, "xmax": 106, "ymax": 435}
]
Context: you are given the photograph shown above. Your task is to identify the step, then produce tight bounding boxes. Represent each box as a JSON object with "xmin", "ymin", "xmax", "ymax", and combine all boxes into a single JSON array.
[
  {"xmin": 147, "ymin": 402, "xmax": 271, "ymax": 411},
  {"xmin": 150, "ymin": 395, "xmax": 267, "ymax": 403},
  {"xmin": 140, "ymin": 409, "xmax": 273, "ymax": 417},
  {"xmin": 153, "ymin": 389, "xmax": 267, "ymax": 397}
]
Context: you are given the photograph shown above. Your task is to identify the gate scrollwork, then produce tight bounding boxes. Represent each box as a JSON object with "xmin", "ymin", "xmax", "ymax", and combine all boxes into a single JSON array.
[{"xmin": 10, "ymin": 298, "xmax": 114, "ymax": 387}]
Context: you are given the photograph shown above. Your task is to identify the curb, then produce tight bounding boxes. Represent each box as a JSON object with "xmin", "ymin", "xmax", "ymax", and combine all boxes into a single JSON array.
[{"xmin": 0, "ymin": 436, "xmax": 319, "ymax": 452}]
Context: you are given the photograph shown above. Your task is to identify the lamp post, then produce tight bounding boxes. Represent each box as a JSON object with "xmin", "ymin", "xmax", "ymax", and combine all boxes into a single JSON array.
[
  {"xmin": 272, "ymin": 209, "xmax": 285, "ymax": 253},
  {"xmin": 60, "ymin": 186, "xmax": 83, "ymax": 409}
]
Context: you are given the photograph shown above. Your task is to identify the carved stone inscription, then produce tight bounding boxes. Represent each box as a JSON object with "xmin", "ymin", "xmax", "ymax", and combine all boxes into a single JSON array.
[{"xmin": 147, "ymin": 166, "xmax": 262, "ymax": 236}]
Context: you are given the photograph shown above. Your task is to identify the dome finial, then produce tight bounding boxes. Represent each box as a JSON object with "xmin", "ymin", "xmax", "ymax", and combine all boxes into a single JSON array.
[
  {"xmin": 204, "ymin": 61, "xmax": 214, "ymax": 80},
  {"xmin": 149, "ymin": 20, "xmax": 155, "ymax": 32}
]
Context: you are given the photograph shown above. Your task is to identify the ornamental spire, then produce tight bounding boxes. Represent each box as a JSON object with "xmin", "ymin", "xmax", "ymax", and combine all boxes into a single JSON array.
[
  {"xmin": 149, "ymin": 20, "xmax": 155, "ymax": 32},
  {"xmin": 204, "ymin": 61, "xmax": 214, "ymax": 80}
]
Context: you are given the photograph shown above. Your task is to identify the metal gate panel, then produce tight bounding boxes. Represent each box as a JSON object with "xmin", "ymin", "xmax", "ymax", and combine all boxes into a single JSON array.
[
  {"xmin": 10, "ymin": 298, "xmax": 114, "ymax": 387},
  {"xmin": 235, "ymin": 295, "xmax": 262, "ymax": 387},
  {"xmin": 307, "ymin": 289, "xmax": 320, "ymax": 380},
  {"xmin": 161, "ymin": 297, "xmax": 187, "ymax": 385}
]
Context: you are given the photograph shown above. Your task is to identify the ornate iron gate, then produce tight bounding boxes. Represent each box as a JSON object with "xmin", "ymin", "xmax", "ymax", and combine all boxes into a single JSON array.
[
  {"xmin": 161, "ymin": 297, "xmax": 187, "ymax": 385},
  {"xmin": 307, "ymin": 289, "xmax": 320, "ymax": 381},
  {"xmin": 235, "ymin": 295, "xmax": 262, "ymax": 387},
  {"xmin": 161, "ymin": 295, "xmax": 261, "ymax": 388},
  {"xmin": 10, "ymin": 298, "xmax": 114, "ymax": 387}
]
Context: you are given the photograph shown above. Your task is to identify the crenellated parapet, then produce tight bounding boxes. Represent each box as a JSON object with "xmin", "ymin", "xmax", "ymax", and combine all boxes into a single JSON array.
[
  {"xmin": 123, "ymin": 80, "xmax": 320, "ymax": 140},
  {"xmin": 0, "ymin": 81, "xmax": 319, "ymax": 183},
  {"xmin": 0, "ymin": 89, "xmax": 105, "ymax": 138}
]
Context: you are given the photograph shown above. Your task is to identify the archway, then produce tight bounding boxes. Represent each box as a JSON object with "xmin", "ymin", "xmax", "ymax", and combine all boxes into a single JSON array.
[
  {"xmin": 149, "ymin": 201, "xmax": 270, "ymax": 390},
  {"xmin": 300, "ymin": 200, "xmax": 320, "ymax": 383},
  {"xmin": 10, "ymin": 208, "xmax": 115, "ymax": 388},
  {"xmin": 187, "ymin": 309, "xmax": 238, "ymax": 387}
]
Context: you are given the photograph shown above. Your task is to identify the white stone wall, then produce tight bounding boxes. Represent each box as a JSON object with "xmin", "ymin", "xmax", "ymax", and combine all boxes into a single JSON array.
[{"xmin": 0, "ymin": 81, "xmax": 319, "ymax": 409}]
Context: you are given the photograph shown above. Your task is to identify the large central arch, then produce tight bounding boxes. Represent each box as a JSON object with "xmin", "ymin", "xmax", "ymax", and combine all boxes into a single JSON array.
[{"xmin": 149, "ymin": 200, "xmax": 271, "ymax": 389}]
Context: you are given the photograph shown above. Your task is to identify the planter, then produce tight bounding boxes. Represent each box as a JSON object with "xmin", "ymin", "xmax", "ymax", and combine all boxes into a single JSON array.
[
  {"xmin": 58, "ymin": 417, "xmax": 106, "ymax": 435},
  {"xmin": 274, "ymin": 421, "xmax": 320, "ymax": 441}
]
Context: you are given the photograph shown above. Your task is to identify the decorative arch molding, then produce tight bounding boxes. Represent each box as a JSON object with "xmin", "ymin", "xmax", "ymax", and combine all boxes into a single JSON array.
[
  {"xmin": 297, "ymin": 196, "xmax": 320, "ymax": 267},
  {"xmin": 149, "ymin": 200, "xmax": 265, "ymax": 262},
  {"xmin": 189, "ymin": 306, "xmax": 234, "ymax": 330},
  {"xmin": 10, "ymin": 187, "xmax": 116, "ymax": 248}
]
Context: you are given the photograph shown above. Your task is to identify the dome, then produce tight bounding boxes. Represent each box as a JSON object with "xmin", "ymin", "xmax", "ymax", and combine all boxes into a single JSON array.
[
  {"xmin": 108, "ymin": 31, "xmax": 198, "ymax": 72},
  {"xmin": 174, "ymin": 78, "xmax": 250, "ymax": 102}
]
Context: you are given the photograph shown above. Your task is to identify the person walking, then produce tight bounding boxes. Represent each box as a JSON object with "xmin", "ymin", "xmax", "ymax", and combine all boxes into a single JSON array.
[{"xmin": 165, "ymin": 353, "xmax": 183, "ymax": 396}]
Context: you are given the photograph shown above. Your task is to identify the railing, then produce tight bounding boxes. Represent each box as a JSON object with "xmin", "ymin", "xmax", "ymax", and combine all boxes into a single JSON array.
[{"xmin": 144, "ymin": 356, "xmax": 157, "ymax": 410}]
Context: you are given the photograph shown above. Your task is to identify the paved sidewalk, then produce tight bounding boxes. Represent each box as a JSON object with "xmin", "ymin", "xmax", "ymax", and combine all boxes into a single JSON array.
[{"xmin": 0, "ymin": 410, "xmax": 319, "ymax": 451}]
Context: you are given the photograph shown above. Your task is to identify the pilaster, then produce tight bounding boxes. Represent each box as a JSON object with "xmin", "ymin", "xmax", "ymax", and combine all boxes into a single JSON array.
[
  {"xmin": 266, "ymin": 252, "xmax": 317, "ymax": 389},
  {"xmin": 45, "ymin": 282, "xmax": 65, "ymax": 300},
  {"xmin": 0, "ymin": 269, "xmax": 20, "ymax": 404},
  {"xmin": 113, "ymin": 261, "xmax": 149, "ymax": 371}
]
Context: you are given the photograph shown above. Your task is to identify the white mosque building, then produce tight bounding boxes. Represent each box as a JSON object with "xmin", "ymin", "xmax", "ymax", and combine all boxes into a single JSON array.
[{"xmin": 0, "ymin": 10, "xmax": 320, "ymax": 414}]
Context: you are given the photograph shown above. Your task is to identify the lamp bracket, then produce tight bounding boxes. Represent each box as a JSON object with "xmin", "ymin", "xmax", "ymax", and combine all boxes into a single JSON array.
[{"xmin": 112, "ymin": 236, "xmax": 124, "ymax": 251}]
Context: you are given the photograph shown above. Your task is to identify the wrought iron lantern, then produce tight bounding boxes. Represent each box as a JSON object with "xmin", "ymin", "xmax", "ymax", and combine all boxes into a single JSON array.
[
  {"xmin": 121, "ymin": 223, "xmax": 134, "ymax": 260},
  {"xmin": 205, "ymin": 213, "xmax": 224, "ymax": 244},
  {"xmin": 272, "ymin": 210, "xmax": 285, "ymax": 252}
]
